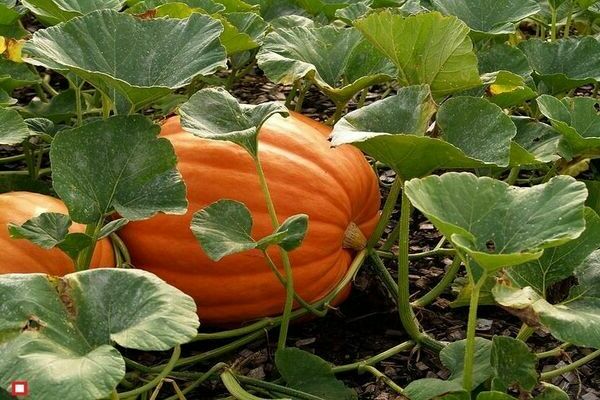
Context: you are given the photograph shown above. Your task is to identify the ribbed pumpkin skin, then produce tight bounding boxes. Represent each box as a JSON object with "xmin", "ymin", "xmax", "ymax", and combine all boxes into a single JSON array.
[
  {"xmin": 120, "ymin": 112, "xmax": 381, "ymax": 325},
  {"xmin": 0, "ymin": 192, "xmax": 115, "ymax": 275}
]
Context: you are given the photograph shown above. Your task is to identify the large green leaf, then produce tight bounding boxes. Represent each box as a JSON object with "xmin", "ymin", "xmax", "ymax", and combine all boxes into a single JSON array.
[
  {"xmin": 437, "ymin": 96, "xmax": 516, "ymax": 166},
  {"xmin": 490, "ymin": 336, "xmax": 538, "ymax": 392},
  {"xmin": 0, "ymin": 58, "xmax": 41, "ymax": 92},
  {"xmin": 482, "ymin": 71, "xmax": 537, "ymax": 108},
  {"xmin": 219, "ymin": 12, "xmax": 268, "ymax": 55},
  {"xmin": 331, "ymin": 86, "xmax": 514, "ymax": 180},
  {"xmin": 256, "ymin": 25, "xmax": 395, "ymax": 105},
  {"xmin": 440, "ymin": 338, "xmax": 492, "ymax": 387},
  {"xmin": 354, "ymin": 11, "xmax": 481, "ymax": 97},
  {"xmin": 519, "ymin": 38, "xmax": 600, "ymax": 94},
  {"xmin": 50, "ymin": 115, "xmax": 187, "ymax": 224},
  {"xmin": 179, "ymin": 87, "xmax": 288, "ymax": 156},
  {"xmin": 275, "ymin": 348, "xmax": 357, "ymax": 400},
  {"xmin": 21, "ymin": 0, "xmax": 126, "ymax": 25},
  {"xmin": 431, "ymin": 0, "xmax": 540, "ymax": 34},
  {"xmin": 537, "ymin": 95, "xmax": 600, "ymax": 159},
  {"xmin": 0, "ymin": 269, "xmax": 199, "ymax": 400},
  {"xmin": 507, "ymin": 208, "xmax": 600, "ymax": 296},
  {"xmin": 477, "ymin": 43, "xmax": 532, "ymax": 77},
  {"xmin": 404, "ymin": 173, "xmax": 587, "ymax": 272},
  {"xmin": 24, "ymin": 10, "xmax": 227, "ymax": 112},
  {"xmin": 404, "ymin": 379, "xmax": 469, "ymax": 400},
  {"xmin": 509, "ymin": 117, "xmax": 560, "ymax": 165},
  {"xmin": 0, "ymin": 107, "xmax": 29, "ymax": 145}
]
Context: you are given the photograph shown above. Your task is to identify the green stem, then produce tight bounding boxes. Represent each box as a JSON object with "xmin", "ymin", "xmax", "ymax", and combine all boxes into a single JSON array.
[
  {"xmin": 111, "ymin": 390, "xmax": 119, "ymax": 400},
  {"xmin": 0, "ymin": 153, "xmax": 26, "ymax": 164},
  {"xmin": 462, "ymin": 275, "xmax": 486, "ymax": 391},
  {"xmin": 76, "ymin": 219, "xmax": 103, "ymax": 271},
  {"xmin": 357, "ymin": 88, "xmax": 369, "ymax": 108},
  {"xmin": 551, "ymin": 8, "xmax": 558, "ymax": 41},
  {"xmin": 358, "ymin": 365, "xmax": 405, "ymax": 395},
  {"xmin": 397, "ymin": 188, "xmax": 443, "ymax": 352},
  {"xmin": 381, "ymin": 221, "xmax": 400, "ymax": 251},
  {"xmin": 118, "ymin": 345, "xmax": 181, "ymax": 399},
  {"xmin": 192, "ymin": 319, "xmax": 276, "ymax": 342},
  {"xmin": 516, "ymin": 324, "xmax": 535, "ymax": 342},
  {"xmin": 110, "ymin": 233, "xmax": 131, "ymax": 265},
  {"xmin": 41, "ymin": 75, "xmax": 59, "ymax": 97},
  {"xmin": 564, "ymin": 2, "xmax": 575, "ymax": 38},
  {"xmin": 163, "ymin": 363, "xmax": 227, "ymax": 400},
  {"xmin": 101, "ymin": 93, "xmax": 111, "ymax": 119},
  {"xmin": 294, "ymin": 81, "xmax": 310, "ymax": 112},
  {"xmin": 505, "ymin": 167, "xmax": 520, "ymax": 185},
  {"xmin": 326, "ymin": 100, "xmax": 349, "ymax": 125},
  {"xmin": 332, "ymin": 340, "xmax": 414, "ymax": 373},
  {"xmin": 412, "ymin": 256, "xmax": 462, "ymax": 308},
  {"xmin": 285, "ymin": 81, "xmax": 300, "ymax": 109},
  {"xmin": 536, "ymin": 343, "xmax": 571, "ymax": 359},
  {"xmin": 367, "ymin": 178, "xmax": 403, "ymax": 249},
  {"xmin": 0, "ymin": 168, "xmax": 51, "ymax": 176},
  {"xmin": 376, "ymin": 248, "xmax": 456, "ymax": 260},
  {"xmin": 263, "ymin": 251, "xmax": 326, "ymax": 317},
  {"xmin": 74, "ymin": 83, "xmax": 83, "ymax": 126},
  {"xmin": 226, "ymin": 67, "xmax": 238, "ymax": 90},
  {"xmin": 253, "ymin": 155, "xmax": 294, "ymax": 351},
  {"xmin": 369, "ymin": 250, "xmax": 398, "ymax": 297},
  {"xmin": 221, "ymin": 371, "xmax": 281, "ymax": 400},
  {"xmin": 540, "ymin": 349, "xmax": 600, "ymax": 381},
  {"xmin": 236, "ymin": 375, "xmax": 322, "ymax": 400}
]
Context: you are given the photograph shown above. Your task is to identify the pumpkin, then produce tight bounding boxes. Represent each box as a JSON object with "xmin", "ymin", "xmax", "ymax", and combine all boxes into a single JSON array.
[
  {"xmin": 120, "ymin": 112, "xmax": 381, "ymax": 325},
  {"xmin": 0, "ymin": 191, "xmax": 115, "ymax": 275}
]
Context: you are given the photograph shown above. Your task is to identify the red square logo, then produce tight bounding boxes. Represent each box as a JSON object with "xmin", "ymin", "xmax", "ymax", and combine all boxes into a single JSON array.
[{"xmin": 11, "ymin": 381, "xmax": 28, "ymax": 397}]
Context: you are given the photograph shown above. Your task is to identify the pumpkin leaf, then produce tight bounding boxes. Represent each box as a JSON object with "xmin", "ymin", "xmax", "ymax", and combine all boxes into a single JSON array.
[
  {"xmin": 519, "ymin": 38, "xmax": 600, "ymax": 94},
  {"xmin": 482, "ymin": 71, "xmax": 537, "ymax": 108},
  {"xmin": 477, "ymin": 43, "xmax": 532, "ymax": 78},
  {"xmin": 0, "ymin": 57, "xmax": 41, "ymax": 92},
  {"xmin": 430, "ymin": 0, "xmax": 540, "ymax": 34},
  {"xmin": 490, "ymin": 336, "xmax": 538, "ymax": 392},
  {"xmin": 334, "ymin": 1, "xmax": 372, "ymax": 23},
  {"xmin": 8, "ymin": 212, "xmax": 72, "ymax": 248},
  {"xmin": 256, "ymin": 25, "xmax": 395, "ymax": 105},
  {"xmin": 0, "ymin": 269, "xmax": 198, "ymax": 400},
  {"xmin": 535, "ymin": 383, "xmax": 569, "ymax": 400},
  {"xmin": 537, "ymin": 95, "xmax": 600, "ymax": 160},
  {"xmin": 404, "ymin": 173, "xmax": 587, "ymax": 272},
  {"xmin": 0, "ymin": 87, "xmax": 16, "ymax": 106},
  {"xmin": 275, "ymin": 348, "xmax": 358, "ymax": 400},
  {"xmin": 354, "ymin": 11, "xmax": 481, "ymax": 97},
  {"xmin": 21, "ymin": 0, "xmax": 126, "ymax": 25},
  {"xmin": 270, "ymin": 214, "xmax": 308, "ymax": 251},
  {"xmin": 0, "ymin": 106, "xmax": 29, "ymax": 145},
  {"xmin": 437, "ymin": 96, "xmax": 516, "ymax": 166},
  {"xmin": 331, "ymin": 86, "xmax": 515, "ymax": 180},
  {"xmin": 507, "ymin": 208, "xmax": 600, "ymax": 296},
  {"xmin": 191, "ymin": 199, "xmax": 257, "ymax": 261},
  {"xmin": 179, "ymin": 87, "xmax": 288, "ymax": 156},
  {"xmin": 50, "ymin": 115, "xmax": 188, "ymax": 224},
  {"xmin": 219, "ymin": 12, "xmax": 269, "ymax": 55},
  {"xmin": 477, "ymin": 392, "xmax": 517, "ymax": 400},
  {"xmin": 24, "ymin": 10, "xmax": 227, "ymax": 113},
  {"xmin": 509, "ymin": 117, "xmax": 560, "ymax": 166},
  {"xmin": 404, "ymin": 379, "xmax": 469, "ymax": 400}
]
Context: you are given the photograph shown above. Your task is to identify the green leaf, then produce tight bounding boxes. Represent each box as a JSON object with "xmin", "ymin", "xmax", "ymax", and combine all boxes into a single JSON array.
[
  {"xmin": 571, "ymin": 249, "xmax": 600, "ymax": 297},
  {"xmin": 405, "ymin": 173, "xmax": 587, "ymax": 272},
  {"xmin": 0, "ymin": 58, "xmax": 40, "ymax": 92},
  {"xmin": 437, "ymin": 96, "xmax": 516, "ymax": 166},
  {"xmin": 334, "ymin": 2, "xmax": 371, "ymax": 23},
  {"xmin": 535, "ymin": 383, "xmax": 569, "ymax": 400},
  {"xmin": 21, "ymin": 0, "xmax": 126, "ymax": 25},
  {"xmin": 519, "ymin": 38, "xmax": 600, "ymax": 94},
  {"xmin": 440, "ymin": 338, "xmax": 492, "ymax": 387},
  {"xmin": 483, "ymin": 71, "xmax": 537, "ymax": 108},
  {"xmin": 490, "ymin": 336, "xmax": 538, "ymax": 392},
  {"xmin": 478, "ymin": 393, "xmax": 517, "ymax": 400},
  {"xmin": 275, "ymin": 348, "xmax": 357, "ymax": 400},
  {"xmin": 8, "ymin": 212, "xmax": 72, "ymax": 249},
  {"xmin": 256, "ymin": 25, "xmax": 395, "ymax": 104},
  {"xmin": 219, "ymin": 12, "xmax": 268, "ymax": 55},
  {"xmin": 191, "ymin": 200, "xmax": 257, "ymax": 261},
  {"xmin": 0, "ymin": 269, "xmax": 199, "ymax": 400},
  {"xmin": 355, "ymin": 10, "xmax": 481, "ymax": 97},
  {"xmin": 509, "ymin": 117, "xmax": 560, "ymax": 165},
  {"xmin": 537, "ymin": 95, "xmax": 600, "ymax": 159},
  {"xmin": 493, "ymin": 282, "xmax": 600, "ymax": 349},
  {"xmin": 0, "ymin": 175, "xmax": 51, "ymax": 194},
  {"xmin": 404, "ymin": 379, "xmax": 469, "ymax": 400},
  {"xmin": 0, "ymin": 88, "xmax": 16, "ymax": 106},
  {"xmin": 331, "ymin": 86, "xmax": 514, "ymax": 180},
  {"xmin": 0, "ymin": 107, "xmax": 29, "ymax": 145},
  {"xmin": 270, "ymin": 214, "xmax": 308, "ymax": 251},
  {"xmin": 584, "ymin": 180, "xmax": 600, "ymax": 215},
  {"xmin": 478, "ymin": 43, "xmax": 532, "ymax": 77},
  {"xmin": 50, "ymin": 115, "xmax": 187, "ymax": 224},
  {"xmin": 179, "ymin": 87, "xmax": 288, "ymax": 156},
  {"xmin": 24, "ymin": 10, "xmax": 227, "ymax": 112},
  {"xmin": 19, "ymin": 88, "xmax": 78, "ymax": 123},
  {"xmin": 431, "ymin": 0, "xmax": 540, "ymax": 34},
  {"xmin": 507, "ymin": 208, "xmax": 600, "ymax": 296}
]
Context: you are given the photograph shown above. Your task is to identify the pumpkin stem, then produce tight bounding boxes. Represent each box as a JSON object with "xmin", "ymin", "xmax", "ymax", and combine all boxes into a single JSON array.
[{"xmin": 343, "ymin": 222, "xmax": 367, "ymax": 251}]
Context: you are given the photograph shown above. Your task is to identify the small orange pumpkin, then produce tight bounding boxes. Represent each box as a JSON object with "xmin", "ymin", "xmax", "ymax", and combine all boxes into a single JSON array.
[
  {"xmin": 0, "ymin": 191, "xmax": 115, "ymax": 275},
  {"xmin": 120, "ymin": 112, "xmax": 381, "ymax": 325}
]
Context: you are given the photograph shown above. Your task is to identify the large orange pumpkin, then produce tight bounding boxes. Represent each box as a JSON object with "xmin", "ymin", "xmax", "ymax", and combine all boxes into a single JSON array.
[
  {"xmin": 120, "ymin": 112, "xmax": 381, "ymax": 325},
  {"xmin": 0, "ymin": 191, "xmax": 115, "ymax": 275}
]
